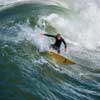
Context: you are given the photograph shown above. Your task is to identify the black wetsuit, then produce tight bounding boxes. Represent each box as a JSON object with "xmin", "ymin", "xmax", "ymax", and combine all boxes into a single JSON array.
[{"xmin": 44, "ymin": 34, "xmax": 67, "ymax": 53}]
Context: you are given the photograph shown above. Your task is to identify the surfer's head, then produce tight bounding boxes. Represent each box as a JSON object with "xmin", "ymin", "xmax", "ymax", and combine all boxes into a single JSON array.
[{"xmin": 56, "ymin": 33, "xmax": 61, "ymax": 40}]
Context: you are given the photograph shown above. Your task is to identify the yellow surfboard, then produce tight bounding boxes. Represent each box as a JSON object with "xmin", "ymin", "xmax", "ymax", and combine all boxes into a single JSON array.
[{"xmin": 47, "ymin": 51, "xmax": 75, "ymax": 65}]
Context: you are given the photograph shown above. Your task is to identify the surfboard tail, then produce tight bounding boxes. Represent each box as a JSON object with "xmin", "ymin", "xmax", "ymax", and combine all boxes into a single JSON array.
[{"xmin": 48, "ymin": 51, "xmax": 75, "ymax": 65}]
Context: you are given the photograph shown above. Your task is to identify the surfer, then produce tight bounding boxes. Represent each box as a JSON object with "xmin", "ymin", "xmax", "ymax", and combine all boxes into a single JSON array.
[{"xmin": 40, "ymin": 33, "xmax": 67, "ymax": 53}]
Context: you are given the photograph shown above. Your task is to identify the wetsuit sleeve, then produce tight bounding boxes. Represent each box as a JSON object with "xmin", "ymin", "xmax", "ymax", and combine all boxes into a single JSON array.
[
  {"xmin": 62, "ymin": 39, "xmax": 67, "ymax": 48},
  {"xmin": 44, "ymin": 34, "xmax": 55, "ymax": 38}
]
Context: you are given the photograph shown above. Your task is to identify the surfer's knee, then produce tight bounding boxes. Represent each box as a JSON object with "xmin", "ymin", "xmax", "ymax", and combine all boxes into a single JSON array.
[{"xmin": 57, "ymin": 49, "xmax": 60, "ymax": 53}]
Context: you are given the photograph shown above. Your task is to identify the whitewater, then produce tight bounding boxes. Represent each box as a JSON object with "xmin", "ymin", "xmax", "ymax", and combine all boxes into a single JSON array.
[{"xmin": 0, "ymin": 0, "xmax": 100, "ymax": 100}]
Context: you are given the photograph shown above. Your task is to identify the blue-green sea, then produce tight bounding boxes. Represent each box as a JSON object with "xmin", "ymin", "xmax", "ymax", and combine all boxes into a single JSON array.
[{"xmin": 0, "ymin": 0, "xmax": 100, "ymax": 100}]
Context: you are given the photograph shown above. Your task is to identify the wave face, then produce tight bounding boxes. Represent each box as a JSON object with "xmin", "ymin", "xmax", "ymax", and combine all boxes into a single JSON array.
[{"xmin": 0, "ymin": 0, "xmax": 100, "ymax": 100}]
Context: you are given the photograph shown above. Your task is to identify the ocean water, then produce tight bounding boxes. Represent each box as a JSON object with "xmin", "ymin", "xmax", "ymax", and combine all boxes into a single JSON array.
[{"xmin": 0, "ymin": 0, "xmax": 100, "ymax": 100}]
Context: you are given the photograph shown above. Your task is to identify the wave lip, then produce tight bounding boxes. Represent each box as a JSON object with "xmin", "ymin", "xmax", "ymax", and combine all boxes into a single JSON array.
[{"xmin": 0, "ymin": 0, "xmax": 70, "ymax": 12}]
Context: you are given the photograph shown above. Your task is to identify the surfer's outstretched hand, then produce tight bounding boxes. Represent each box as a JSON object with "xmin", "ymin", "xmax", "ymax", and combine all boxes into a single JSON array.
[
  {"xmin": 40, "ymin": 33, "xmax": 44, "ymax": 35},
  {"xmin": 64, "ymin": 48, "xmax": 67, "ymax": 52}
]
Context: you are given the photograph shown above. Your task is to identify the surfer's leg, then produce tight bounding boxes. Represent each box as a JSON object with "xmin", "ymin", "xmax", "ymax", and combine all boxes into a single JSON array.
[
  {"xmin": 58, "ymin": 49, "xmax": 60, "ymax": 53},
  {"xmin": 50, "ymin": 44, "xmax": 60, "ymax": 53},
  {"xmin": 57, "ymin": 48, "xmax": 60, "ymax": 53},
  {"xmin": 53, "ymin": 46, "xmax": 60, "ymax": 53},
  {"xmin": 49, "ymin": 44, "xmax": 54, "ymax": 49}
]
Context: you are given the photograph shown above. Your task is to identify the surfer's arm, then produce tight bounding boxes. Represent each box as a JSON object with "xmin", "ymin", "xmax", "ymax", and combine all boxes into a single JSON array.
[
  {"xmin": 62, "ymin": 39, "xmax": 67, "ymax": 50},
  {"xmin": 44, "ymin": 34, "xmax": 55, "ymax": 38}
]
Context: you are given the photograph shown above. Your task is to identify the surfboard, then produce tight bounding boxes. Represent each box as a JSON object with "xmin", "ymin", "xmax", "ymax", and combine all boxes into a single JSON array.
[
  {"xmin": 48, "ymin": 51, "xmax": 75, "ymax": 64},
  {"xmin": 41, "ymin": 50, "xmax": 75, "ymax": 65}
]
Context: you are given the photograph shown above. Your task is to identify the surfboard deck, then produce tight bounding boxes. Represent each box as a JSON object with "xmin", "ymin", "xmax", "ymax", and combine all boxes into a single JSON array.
[{"xmin": 41, "ymin": 50, "xmax": 75, "ymax": 65}]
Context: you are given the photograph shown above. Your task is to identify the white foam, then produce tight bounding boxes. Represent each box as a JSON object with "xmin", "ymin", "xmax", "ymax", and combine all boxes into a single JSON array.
[
  {"xmin": 39, "ymin": 3, "xmax": 100, "ymax": 50},
  {"xmin": 1, "ymin": 0, "xmax": 100, "ymax": 50}
]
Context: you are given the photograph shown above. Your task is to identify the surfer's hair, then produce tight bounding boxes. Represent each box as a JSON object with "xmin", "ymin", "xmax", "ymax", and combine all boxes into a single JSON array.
[{"xmin": 56, "ymin": 33, "xmax": 61, "ymax": 37}]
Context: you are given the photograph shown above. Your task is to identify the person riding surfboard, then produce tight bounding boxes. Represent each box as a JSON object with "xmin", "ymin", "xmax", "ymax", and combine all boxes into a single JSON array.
[{"xmin": 40, "ymin": 33, "xmax": 67, "ymax": 53}]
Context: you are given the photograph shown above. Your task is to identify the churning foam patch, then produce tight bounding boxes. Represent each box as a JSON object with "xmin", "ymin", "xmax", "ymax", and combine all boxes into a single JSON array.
[
  {"xmin": 39, "ymin": 3, "xmax": 100, "ymax": 50},
  {"xmin": 17, "ymin": 20, "xmax": 49, "ymax": 51}
]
